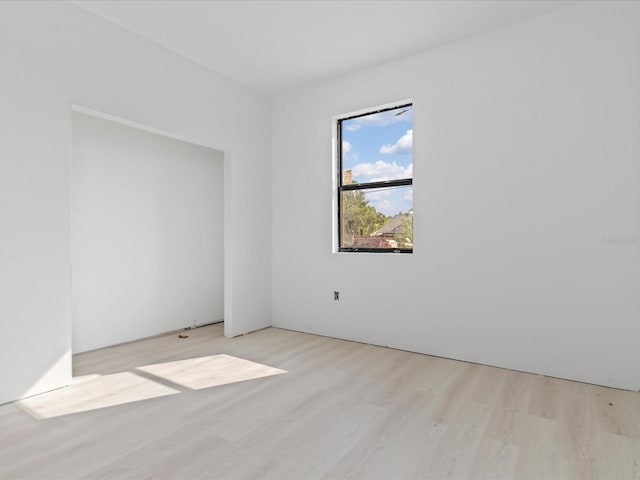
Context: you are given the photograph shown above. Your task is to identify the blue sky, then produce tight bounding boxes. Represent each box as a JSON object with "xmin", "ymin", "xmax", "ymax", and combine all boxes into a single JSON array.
[{"xmin": 341, "ymin": 105, "xmax": 413, "ymax": 216}]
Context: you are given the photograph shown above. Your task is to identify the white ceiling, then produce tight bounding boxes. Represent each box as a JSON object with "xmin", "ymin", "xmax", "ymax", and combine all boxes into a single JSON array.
[{"xmin": 70, "ymin": 0, "xmax": 577, "ymax": 96}]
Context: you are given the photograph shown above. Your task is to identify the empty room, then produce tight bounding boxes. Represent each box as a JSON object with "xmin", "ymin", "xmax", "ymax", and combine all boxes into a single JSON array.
[{"xmin": 1, "ymin": 1, "xmax": 639, "ymax": 479}]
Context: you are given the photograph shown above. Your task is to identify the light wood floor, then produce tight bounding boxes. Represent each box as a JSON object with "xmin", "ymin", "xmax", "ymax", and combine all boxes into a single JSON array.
[{"xmin": 1, "ymin": 324, "xmax": 639, "ymax": 479}]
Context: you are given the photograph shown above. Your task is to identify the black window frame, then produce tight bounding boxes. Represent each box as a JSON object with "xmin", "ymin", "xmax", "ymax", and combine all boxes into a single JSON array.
[{"xmin": 337, "ymin": 102, "xmax": 413, "ymax": 254}]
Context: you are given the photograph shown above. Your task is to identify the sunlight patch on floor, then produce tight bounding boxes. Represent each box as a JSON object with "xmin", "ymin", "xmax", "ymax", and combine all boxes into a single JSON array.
[
  {"xmin": 16, "ymin": 354, "xmax": 286, "ymax": 419},
  {"xmin": 17, "ymin": 371, "xmax": 179, "ymax": 419},
  {"xmin": 136, "ymin": 354, "xmax": 287, "ymax": 390}
]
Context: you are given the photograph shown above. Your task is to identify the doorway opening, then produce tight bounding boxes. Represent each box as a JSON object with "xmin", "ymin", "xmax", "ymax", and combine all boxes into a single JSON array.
[{"xmin": 71, "ymin": 108, "xmax": 225, "ymax": 354}]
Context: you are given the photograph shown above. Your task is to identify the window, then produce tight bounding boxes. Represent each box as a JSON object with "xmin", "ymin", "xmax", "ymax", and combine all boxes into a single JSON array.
[{"xmin": 337, "ymin": 103, "xmax": 413, "ymax": 253}]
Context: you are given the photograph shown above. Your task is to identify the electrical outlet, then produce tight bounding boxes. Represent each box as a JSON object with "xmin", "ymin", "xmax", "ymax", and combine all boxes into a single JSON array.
[{"xmin": 334, "ymin": 291, "xmax": 339, "ymax": 301}]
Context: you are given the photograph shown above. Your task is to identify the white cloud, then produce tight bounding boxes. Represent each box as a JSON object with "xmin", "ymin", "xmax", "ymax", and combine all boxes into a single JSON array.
[
  {"xmin": 351, "ymin": 160, "xmax": 412, "ymax": 183},
  {"xmin": 380, "ymin": 129, "xmax": 412, "ymax": 155},
  {"xmin": 403, "ymin": 189, "xmax": 413, "ymax": 201},
  {"xmin": 367, "ymin": 187, "xmax": 412, "ymax": 217},
  {"xmin": 342, "ymin": 141, "xmax": 359, "ymax": 163},
  {"xmin": 370, "ymin": 199, "xmax": 392, "ymax": 213}
]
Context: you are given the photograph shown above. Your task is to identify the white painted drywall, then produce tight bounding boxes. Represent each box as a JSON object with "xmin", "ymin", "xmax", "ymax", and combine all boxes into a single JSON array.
[
  {"xmin": 0, "ymin": 1, "xmax": 270, "ymax": 404},
  {"xmin": 72, "ymin": 113, "xmax": 223, "ymax": 353},
  {"xmin": 271, "ymin": 2, "xmax": 640, "ymax": 390}
]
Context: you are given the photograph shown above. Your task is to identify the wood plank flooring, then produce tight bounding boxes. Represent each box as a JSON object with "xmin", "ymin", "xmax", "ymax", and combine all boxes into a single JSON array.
[{"xmin": 1, "ymin": 323, "xmax": 639, "ymax": 479}]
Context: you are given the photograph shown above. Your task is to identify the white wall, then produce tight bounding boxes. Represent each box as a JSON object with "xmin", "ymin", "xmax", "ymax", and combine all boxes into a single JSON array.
[
  {"xmin": 0, "ymin": 1, "xmax": 270, "ymax": 404},
  {"xmin": 271, "ymin": 2, "xmax": 640, "ymax": 390},
  {"xmin": 72, "ymin": 112, "xmax": 223, "ymax": 353}
]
